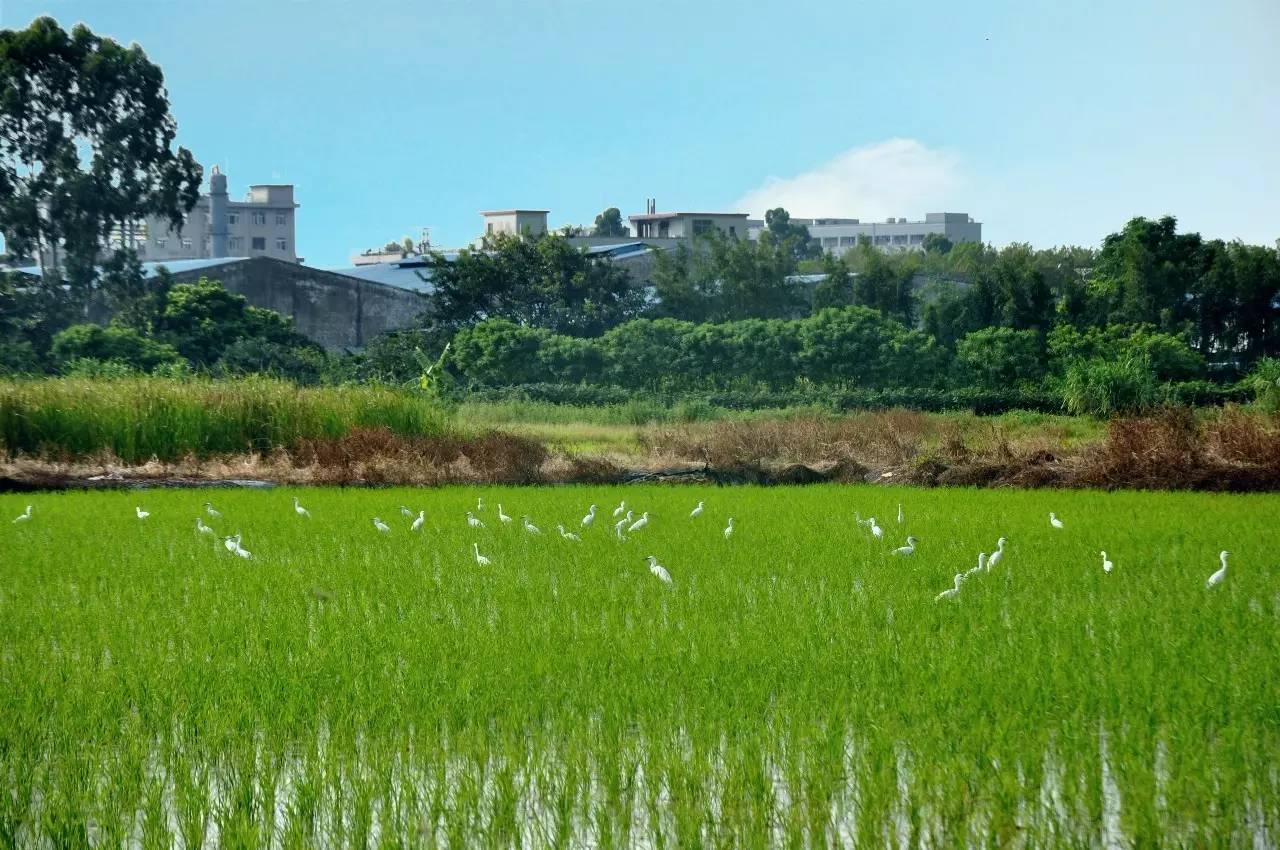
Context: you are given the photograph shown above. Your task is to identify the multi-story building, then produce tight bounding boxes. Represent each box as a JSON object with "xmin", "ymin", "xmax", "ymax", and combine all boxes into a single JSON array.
[
  {"xmin": 110, "ymin": 166, "xmax": 300, "ymax": 263},
  {"xmin": 747, "ymin": 212, "xmax": 981, "ymax": 256}
]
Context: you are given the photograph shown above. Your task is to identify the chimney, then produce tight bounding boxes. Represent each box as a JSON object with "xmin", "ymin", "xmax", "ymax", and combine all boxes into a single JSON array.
[{"xmin": 209, "ymin": 165, "xmax": 229, "ymax": 257}]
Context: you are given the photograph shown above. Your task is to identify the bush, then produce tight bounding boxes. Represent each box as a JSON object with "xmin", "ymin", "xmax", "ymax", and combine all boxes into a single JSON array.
[
  {"xmin": 0, "ymin": 340, "xmax": 40, "ymax": 375},
  {"xmin": 51, "ymin": 323, "xmax": 182, "ymax": 372},
  {"xmin": 1061, "ymin": 357, "xmax": 1160, "ymax": 417},
  {"xmin": 955, "ymin": 327, "xmax": 1045, "ymax": 388},
  {"xmin": 218, "ymin": 338, "xmax": 327, "ymax": 385},
  {"xmin": 1243, "ymin": 357, "xmax": 1280, "ymax": 413}
]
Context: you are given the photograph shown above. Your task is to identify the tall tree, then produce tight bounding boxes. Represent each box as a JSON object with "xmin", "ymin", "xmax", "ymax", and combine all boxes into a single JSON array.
[
  {"xmin": 592, "ymin": 207, "xmax": 628, "ymax": 237},
  {"xmin": 0, "ymin": 17, "xmax": 201, "ymax": 287},
  {"xmin": 763, "ymin": 207, "xmax": 818, "ymax": 260}
]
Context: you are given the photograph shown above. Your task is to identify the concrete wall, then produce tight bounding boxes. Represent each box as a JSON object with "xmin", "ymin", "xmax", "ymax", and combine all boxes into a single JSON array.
[{"xmin": 154, "ymin": 257, "xmax": 425, "ymax": 351}]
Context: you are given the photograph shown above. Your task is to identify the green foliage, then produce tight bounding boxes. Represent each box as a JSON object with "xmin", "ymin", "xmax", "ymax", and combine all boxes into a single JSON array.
[
  {"xmin": 0, "ymin": 17, "xmax": 201, "ymax": 288},
  {"xmin": 98, "ymin": 250, "xmax": 171, "ymax": 333},
  {"xmin": 956, "ymin": 327, "xmax": 1046, "ymax": 388},
  {"xmin": 427, "ymin": 232, "xmax": 645, "ymax": 336},
  {"xmin": 155, "ymin": 277, "xmax": 316, "ymax": 366},
  {"xmin": 1243, "ymin": 357, "xmax": 1280, "ymax": 413},
  {"xmin": 217, "ymin": 338, "xmax": 327, "ymax": 385},
  {"xmin": 649, "ymin": 230, "xmax": 803, "ymax": 322},
  {"xmin": 1047, "ymin": 324, "xmax": 1204, "ymax": 381},
  {"xmin": 1060, "ymin": 356, "xmax": 1161, "ymax": 417},
  {"xmin": 592, "ymin": 207, "xmax": 627, "ymax": 237},
  {"xmin": 0, "ymin": 339, "xmax": 40, "ymax": 375},
  {"xmin": 0, "ymin": 377, "xmax": 448, "ymax": 462},
  {"xmin": 51, "ymin": 323, "xmax": 181, "ymax": 372}
]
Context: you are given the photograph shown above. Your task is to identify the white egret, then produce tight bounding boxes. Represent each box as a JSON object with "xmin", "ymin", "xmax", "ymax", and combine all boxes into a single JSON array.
[
  {"xmin": 628, "ymin": 512, "xmax": 650, "ymax": 533},
  {"xmin": 612, "ymin": 501, "xmax": 626, "ymax": 518},
  {"xmin": 987, "ymin": 537, "xmax": 1006, "ymax": 571},
  {"xmin": 644, "ymin": 555, "xmax": 672, "ymax": 584},
  {"xmin": 373, "ymin": 517, "xmax": 390, "ymax": 533},
  {"xmin": 1101, "ymin": 551, "xmax": 1114, "ymax": 574},
  {"xmin": 1206, "ymin": 551, "xmax": 1228, "ymax": 588},
  {"xmin": 690, "ymin": 501, "xmax": 704, "ymax": 518},
  {"xmin": 196, "ymin": 517, "xmax": 215, "ymax": 536},
  {"xmin": 223, "ymin": 534, "xmax": 242, "ymax": 555},
  {"xmin": 623, "ymin": 510, "xmax": 633, "ymax": 525},
  {"xmin": 1049, "ymin": 512, "xmax": 1064, "ymax": 529},
  {"xmin": 292, "ymin": 497, "xmax": 310, "ymax": 518},
  {"xmin": 869, "ymin": 518, "xmax": 884, "ymax": 539},
  {"xmin": 204, "ymin": 502, "xmax": 221, "ymax": 519},
  {"xmin": 557, "ymin": 524, "xmax": 581, "ymax": 541},
  {"xmin": 399, "ymin": 505, "xmax": 414, "ymax": 518},
  {"xmin": 614, "ymin": 518, "xmax": 627, "ymax": 540},
  {"xmin": 466, "ymin": 511, "xmax": 485, "ymax": 529},
  {"xmin": 892, "ymin": 536, "xmax": 918, "ymax": 556},
  {"xmin": 723, "ymin": 517, "xmax": 735, "ymax": 540},
  {"xmin": 233, "ymin": 541, "xmax": 252, "ymax": 559},
  {"xmin": 522, "ymin": 516, "xmax": 541, "ymax": 534},
  {"xmin": 581, "ymin": 504, "xmax": 597, "ymax": 527},
  {"xmin": 935, "ymin": 573, "xmax": 964, "ymax": 602},
  {"xmin": 897, "ymin": 503, "xmax": 904, "ymax": 524},
  {"xmin": 497, "ymin": 504, "xmax": 513, "ymax": 524},
  {"xmin": 473, "ymin": 542, "xmax": 491, "ymax": 566},
  {"xmin": 12, "ymin": 505, "xmax": 32, "ymax": 524},
  {"xmin": 477, "ymin": 497, "xmax": 484, "ymax": 511},
  {"xmin": 964, "ymin": 553, "xmax": 987, "ymax": 579},
  {"xmin": 136, "ymin": 506, "xmax": 150, "ymax": 520},
  {"xmin": 411, "ymin": 510, "xmax": 425, "ymax": 532}
]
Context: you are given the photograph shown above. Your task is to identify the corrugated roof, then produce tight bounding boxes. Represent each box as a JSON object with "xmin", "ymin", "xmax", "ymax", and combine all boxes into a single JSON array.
[{"xmin": 330, "ymin": 256, "xmax": 448, "ymax": 293}]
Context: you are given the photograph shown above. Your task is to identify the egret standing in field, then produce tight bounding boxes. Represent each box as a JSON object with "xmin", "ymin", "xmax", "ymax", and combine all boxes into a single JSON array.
[
  {"xmin": 897, "ymin": 503, "xmax": 904, "ymax": 524},
  {"xmin": 644, "ymin": 555, "xmax": 672, "ymax": 584},
  {"xmin": 372, "ymin": 517, "xmax": 390, "ymax": 533},
  {"xmin": 1206, "ymin": 551, "xmax": 1229, "ymax": 588},
  {"xmin": 723, "ymin": 517, "xmax": 735, "ymax": 540},
  {"xmin": 1049, "ymin": 512, "xmax": 1064, "ymax": 529},
  {"xmin": 136, "ymin": 506, "xmax": 150, "ymax": 520},
  {"xmin": 466, "ymin": 511, "xmax": 485, "ymax": 529},
  {"xmin": 614, "ymin": 518, "xmax": 628, "ymax": 540},
  {"xmin": 557, "ymin": 524, "xmax": 581, "ymax": 541},
  {"xmin": 581, "ymin": 504, "xmax": 597, "ymax": 528},
  {"xmin": 690, "ymin": 501, "xmax": 704, "ymax": 518},
  {"xmin": 628, "ymin": 512, "xmax": 650, "ymax": 533},
  {"xmin": 987, "ymin": 537, "xmax": 1006, "ymax": 571},
  {"xmin": 612, "ymin": 501, "xmax": 626, "ymax": 518},
  {"xmin": 224, "ymin": 534, "xmax": 250, "ymax": 558},
  {"xmin": 233, "ymin": 540, "xmax": 252, "ymax": 559},
  {"xmin": 292, "ymin": 497, "xmax": 310, "ymax": 518},
  {"xmin": 935, "ymin": 573, "xmax": 965, "ymax": 602},
  {"xmin": 522, "ymin": 516, "xmax": 541, "ymax": 535},
  {"xmin": 477, "ymin": 497, "xmax": 484, "ymax": 512},
  {"xmin": 411, "ymin": 510, "xmax": 425, "ymax": 532},
  {"xmin": 965, "ymin": 553, "xmax": 987, "ymax": 579},
  {"xmin": 892, "ymin": 536, "xmax": 917, "ymax": 556},
  {"xmin": 473, "ymin": 542, "xmax": 491, "ymax": 566},
  {"xmin": 204, "ymin": 502, "xmax": 222, "ymax": 519},
  {"xmin": 497, "ymin": 504, "xmax": 513, "ymax": 524},
  {"xmin": 196, "ymin": 517, "xmax": 215, "ymax": 536},
  {"xmin": 399, "ymin": 505, "xmax": 414, "ymax": 518},
  {"xmin": 12, "ymin": 505, "xmax": 32, "ymax": 524},
  {"xmin": 869, "ymin": 518, "xmax": 884, "ymax": 539},
  {"xmin": 1101, "ymin": 551, "xmax": 1114, "ymax": 574}
]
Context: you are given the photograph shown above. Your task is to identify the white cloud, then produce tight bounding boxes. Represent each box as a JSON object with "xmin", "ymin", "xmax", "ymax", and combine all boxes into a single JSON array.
[{"xmin": 734, "ymin": 138, "xmax": 965, "ymax": 220}]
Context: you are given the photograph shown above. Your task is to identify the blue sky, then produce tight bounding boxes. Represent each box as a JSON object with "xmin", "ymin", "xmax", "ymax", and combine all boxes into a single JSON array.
[{"xmin": 4, "ymin": 0, "xmax": 1278, "ymax": 268}]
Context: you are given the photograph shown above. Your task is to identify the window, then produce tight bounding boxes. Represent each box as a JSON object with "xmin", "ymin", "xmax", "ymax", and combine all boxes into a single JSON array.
[
  {"xmin": 486, "ymin": 222, "xmax": 494, "ymax": 235},
  {"xmin": 728, "ymin": 226, "xmax": 736, "ymax": 237},
  {"xmin": 658, "ymin": 220, "xmax": 670, "ymax": 237},
  {"xmin": 910, "ymin": 233, "xmax": 925, "ymax": 244},
  {"xmin": 822, "ymin": 237, "xmax": 838, "ymax": 248},
  {"xmin": 252, "ymin": 212, "xmax": 266, "ymax": 226},
  {"xmin": 839, "ymin": 236, "xmax": 856, "ymax": 246},
  {"xmin": 276, "ymin": 213, "xmax": 287, "ymax": 226},
  {"xmin": 892, "ymin": 235, "xmax": 908, "ymax": 244},
  {"xmin": 874, "ymin": 235, "xmax": 891, "ymax": 245},
  {"xmin": 228, "ymin": 212, "xmax": 239, "ymax": 225},
  {"xmin": 181, "ymin": 238, "xmax": 193, "ymax": 251},
  {"xmin": 252, "ymin": 237, "xmax": 266, "ymax": 251},
  {"xmin": 229, "ymin": 237, "xmax": 243, "ymax": 251},
  {"xmin": 155, "ymin": 237, "xmax": 168, "ymax": 249},
  {"xmin": 275, "ymin": 237, "xmax": 287, "ymax": 251},
  {"xmin": 691, "ymin": 219, "xmax": 713, "ymax": 236}
]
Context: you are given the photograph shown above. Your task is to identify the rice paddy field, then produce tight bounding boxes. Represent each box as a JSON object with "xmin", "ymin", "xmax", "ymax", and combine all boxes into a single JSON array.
[{"xmin": 2, "ymin": 485, "xmax": 1278, "ymax": 848}]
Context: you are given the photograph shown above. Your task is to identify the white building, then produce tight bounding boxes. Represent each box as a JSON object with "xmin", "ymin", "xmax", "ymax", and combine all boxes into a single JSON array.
[
  {"xmin": 480, "ymin": 209, "xmax": 551, "ymax": 239},
  {"xmin": 747, "ymin": 212, "xmax": 981, "ymax": 256}
]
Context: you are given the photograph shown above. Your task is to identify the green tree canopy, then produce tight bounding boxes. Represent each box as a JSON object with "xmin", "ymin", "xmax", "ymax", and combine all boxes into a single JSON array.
[{"xmin": 592, "ymin": 207, "xmax": 627, "ymax": 237}]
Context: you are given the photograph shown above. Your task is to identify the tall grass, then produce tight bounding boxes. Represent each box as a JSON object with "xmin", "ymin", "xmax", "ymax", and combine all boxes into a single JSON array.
[{"xmin": 0, "ymin": 376, "xmax": 449, "ymax": 462}]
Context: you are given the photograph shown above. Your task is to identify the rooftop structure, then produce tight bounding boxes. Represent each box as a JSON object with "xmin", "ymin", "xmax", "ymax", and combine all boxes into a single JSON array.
[
  {"xmin": 748, "ymin": 212, "xmax": 981, "ymax": 256},
  {"xmin": 480, "ymin": 210, "xmax": 550, "ymax": 239}
]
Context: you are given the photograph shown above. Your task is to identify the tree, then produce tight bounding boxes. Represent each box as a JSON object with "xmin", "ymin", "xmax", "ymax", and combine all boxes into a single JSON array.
[
  {"xmin": 592, "ymin": 207, "xmax": 628, "ymax": 237},
  {"xmin": 955, "ymin": 327, "xmax": 1045, "ymax": 388},
  {"xmin": 763, "ymin": 207, "xmax": 819, "ymax": 260},
  {"xmin": 98, "ymin": 249, "xmax": 172, "ymax": 333},
  {"xmin": 0, "ymin": 17, "xmax": 202, "ymax": 287},
  {"xmin": 426, "ymin": 232, "xmax": 645, "ymax": 336},
  {"xmin": 811, "ymin": 253, "xmax": 854, "ymax": 309},
  {"xmin": 51, "ymin": 323, "xmax": 181, "ymax": 371},
  {"xmin": 155, "ymin": 277, "xmax": 316, "ymax": 365},
  {"xmin": 922, "ymin": 233, "xmax": 953, "ymax": 254}
]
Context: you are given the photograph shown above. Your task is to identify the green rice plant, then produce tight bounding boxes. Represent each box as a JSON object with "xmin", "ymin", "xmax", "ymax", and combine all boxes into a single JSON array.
[{"xmin": 0, "ymin": 484, "xmax": 1277, "ymax": 845}]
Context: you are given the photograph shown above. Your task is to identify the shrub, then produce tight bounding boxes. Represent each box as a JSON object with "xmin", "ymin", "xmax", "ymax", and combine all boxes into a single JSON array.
[
  {"xmin": 955, "ymin": 327, "xmax": 1045, "ymax": 388},
  {"xmin": 1061, "ymin": 357, "xmax": 1160, "ymax": 417},
  {"xmin": 0, "ymin": 340, "xmax": 40, "ymax": 375},
  {"xmin": 218, "ymin": 338, "xmax": 327, "ymax": 385},
  {"xmin": 1243, "ymin": 357, "xmax": 1280, "ymax": 413},
  {"xmin": 51, "ymin": 323, "xmax": 182, "ymax": 372}
]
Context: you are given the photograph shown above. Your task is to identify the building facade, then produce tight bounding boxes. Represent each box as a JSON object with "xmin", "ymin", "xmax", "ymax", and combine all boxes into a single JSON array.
[
  {"xmin": 480, "ymin": 210, "xmax": 550, "ymax": 239},
  {"xmin": 746, "ymin": 212, "xmax": 981, "ymax": 256},
  {"xmin": 110, "ymin": 166, "xmax": 300, "ymax": 263}
]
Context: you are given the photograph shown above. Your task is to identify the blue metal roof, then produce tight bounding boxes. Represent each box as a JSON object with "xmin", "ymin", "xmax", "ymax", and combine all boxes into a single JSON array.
[
  {"xmin": 329, "ymin": 256, "xmax": 446, "ymax": 293},
  {"xmin": 583, "ymin": 242, "xmax": 652, "ymax": 258},
  {"xmin": 11, "ymin": 257, "xmax": 250, "ymax": 280}
]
